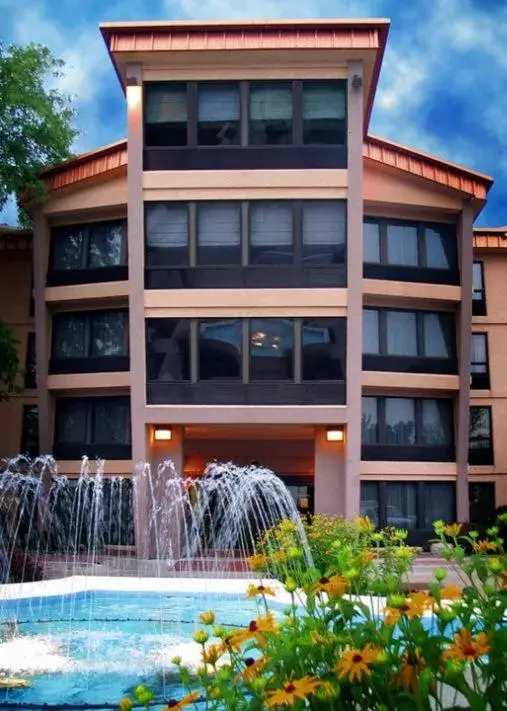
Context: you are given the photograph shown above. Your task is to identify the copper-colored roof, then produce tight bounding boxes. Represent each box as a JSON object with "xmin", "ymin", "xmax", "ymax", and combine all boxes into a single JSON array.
[
  {"xmin": 473, "ymin": 226, "xmax": 507, "ymax": 249},
  {"xmin": 40, "ymin": 134, "xmax": 493, "ymax": 202},
  {"xmin": 100, "ymin": 18, "xmax": 389, "ymax": 131},
  {"xmin": 364, "ymin": 135, "xmax": 493, "ymax": 200}
]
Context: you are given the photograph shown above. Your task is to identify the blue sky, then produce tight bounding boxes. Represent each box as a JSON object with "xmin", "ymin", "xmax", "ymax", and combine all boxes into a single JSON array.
[{"xmin": 1, "ymin": 0, "xmax": 505, "ymax": 226}]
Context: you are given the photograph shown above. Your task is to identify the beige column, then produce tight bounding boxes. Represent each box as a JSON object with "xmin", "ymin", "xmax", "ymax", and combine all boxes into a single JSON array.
[
  {"xmin": 32, "ymin": 209, "xmax": 52, "ymax": 454},
  {"xmin": 126, "ymin": 63, "xmax": 149, "ymax": 555},
  {"xmin": 314, "ymin": 427, "xmax": 345, "ymax": 515},
  {"xmin": 456, "ymin": 202, "xmax": 474, "ymax": 522},
  {"xmin": 344, "ymin": 60, "xmax": 364, "ymax": 518}
]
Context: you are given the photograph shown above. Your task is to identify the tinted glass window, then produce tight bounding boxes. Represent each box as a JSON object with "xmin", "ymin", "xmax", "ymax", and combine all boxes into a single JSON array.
[
  {"xmin": 424, "ymin": 483, "xmax": 455, "ymax": 527},
  {"xmin": 145, "ymin": 203, "xmax": 188, "ymax": 266},
  {"xmin": 51, "ymin": 226, "xmax": 85, "ymax": 270},
  {"xmin": 386, "ymin": 224, "xmax": 418, "ymax": 266},
  {"xmin": 360, "ymin": 482, "xmax": 379, "ymax": 526},
  {"xmin": 301, "ymin": 318, "xmax": 345, "ymax": 381},
  {"xmin": 302, "ymin": 81, "xmax": 346, "ymax": 145},
  {"xmin": 250, "ymin": 202, "xmax": 293, "ymax": 265},
  {"xmin": 199, "ymin": 319, "xmax": 242, "ymax": 380},
  {"xmin": 249, "ymin": 83, "xmax": 292, "ymax": 145},
  {"xmin": 53, "ymin": 314, "xmax": 87, "ymax": 359},
  {"xmin": 93, "ymin": 400, "xmax": 130, "ymax": 445},
  {"xmin": 91, "ymin": 312, "xmax": 127, "ymax": 357},
  {"xmin": 146, "ymin": 319, "xmax": 190, "ymax": 382},
  {"xmin": 423, "ymin": 313, "xmax": 454, "ymax": 358},
  {"xmin": 56, "ymin": 400, "xmax": 88, "ymax": 443},
  {"xmin": 24, "ymin": 332, "xmax": 37, "ymax": 389},
  {"xmin": 55, "ymin": 398, "xmax": 130, "ymax": 446},
  {"xmin": 250, "ymin": 318, "xmax": 294, "ymax": 381},
  {"xmin": 425, "ymin": 225, "xmax": 454, "ymax": 269},
  {"xmin": 385, "ymin": 397, "xmax": 415, "ymax": 445},
  {"xmin": 302, "ymin": 201, "xmax": 346, "ymax": 264},
  {"xmin": 473, "ymin": 262, "xmax": 484, "ymax": 300},
  {"xmin": 197, "ymin": 202, "xmax": 241, "ymax": 265},
  {"xmin": 421, "ymin": 399, "xmax": 452, "ymax": 445},
  {"xmin": 386, "ymin": 483, "xmax": 417, "ymax": 528},
  {"xmin": 361, "ymin": 397, "xmax": 378, "ymax": 444},
  {"xmin": 363, "ymin": 222, "xmax": 380, "ymax": 263},
  {"xmin": 469, "ymin": 407, "xmax": 492, "ymax": 449},
  {"xmin": 363, "ymin": 309, "xmax": 379, "ymax": 354},
  {"xmin": 198, "ymin": 83, "xmax": 240, "ymax": 146},
  {"xmin": 21, "ymin": 405, "xmax": 39, "ymax": 457},
  {"xmin": 471, "ymin": 334, "xmax": 487, "ymax": 373},
  {"xmin": 88, "ymin": 221, "xmax": 125, "ymax": 268},
  {"xmin": 386, "ymin": 311, "xmax": 417, "ymax": 356},
  {"xmin": 145, "ymin": 83, "xmax": 187, "ymax": 146}
]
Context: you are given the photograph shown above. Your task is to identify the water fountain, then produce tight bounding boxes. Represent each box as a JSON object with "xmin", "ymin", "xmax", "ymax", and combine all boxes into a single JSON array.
[{"xmin": 0, "ymin": 456, "xmax": 310, "ymax": 709}]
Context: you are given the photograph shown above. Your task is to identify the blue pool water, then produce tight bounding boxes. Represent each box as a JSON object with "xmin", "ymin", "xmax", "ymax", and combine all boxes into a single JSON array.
[{"xmin": 0, "ymin": 590, "xmax": 268, "ymax": 711}]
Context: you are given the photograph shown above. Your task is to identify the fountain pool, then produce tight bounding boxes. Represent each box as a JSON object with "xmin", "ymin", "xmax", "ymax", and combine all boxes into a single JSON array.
[{"xmin": 0, "ymin": 577, "xmax": 287, "ymax": 710}]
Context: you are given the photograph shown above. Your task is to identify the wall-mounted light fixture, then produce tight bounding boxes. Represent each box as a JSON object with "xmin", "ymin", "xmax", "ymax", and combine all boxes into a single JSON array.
[
  {"xmin": 326, "ymin": 426, "xmax": 344, "ymax": 442},
  {"xmin": 126, "ymin": 75, "xmax": 141, "ymax": 108},
  {"xmin": 154, "ymin": 426, "xmax": 172, "ymax": 442},
  {"xmin": 351, "ymin": 74, "xmax": 362, "ymax": 90}
]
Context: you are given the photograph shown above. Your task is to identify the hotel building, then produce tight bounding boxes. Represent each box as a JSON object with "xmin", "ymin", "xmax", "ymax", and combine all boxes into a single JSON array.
[{"xmin": 0, "ymin": 18, "xmax": 503, "ymax": 551}]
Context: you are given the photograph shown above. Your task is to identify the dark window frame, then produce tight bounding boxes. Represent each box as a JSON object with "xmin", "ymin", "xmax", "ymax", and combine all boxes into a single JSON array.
[
  {"xmin": 363, "ymin": 216, "xmax": 459, "ymax": 285},
  {"xmin": 362, "ymin": 307, "xmax": 457, "ymax": 375},
  {"xmin": 53, "ymin": 396, "xmax": 131, "ymax": 459},
  {"xmin": 469, "ymin": 405, "xmax": 494, "ymax": 465},
  {"xmin": 361, "ymin": 395, "xmax": 455, "ymax": 462},
  {"xmin": 472, "ymin": 261, "xmax": 486, "ymax": 316},
  {"xmin": 47, "ymin": 219, "xmax": 128, "ymax": 287},
  {"xmin": 50, "ymin": 309, "xmax": 129, "ymax": 374},
  {"xmin": 21, "ymin": 404, "xmax": 39, "ymax": 458},
  {"xmin": 360, "ymin": 481, "xmax": 456, "ymax": 538},
  {"xmin": 24, "ymin": 332, "xmax": 37, "ymax": 389},
  {"xmin": 470, "ymin": 332, "xmax": 490, "ymax": 390}
]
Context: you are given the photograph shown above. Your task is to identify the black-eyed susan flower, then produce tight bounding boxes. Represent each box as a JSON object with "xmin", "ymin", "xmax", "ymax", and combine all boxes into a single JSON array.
[
  {"xmin": 473, "ymin": 540, "xmax": 498, "ymax": 553},
  {"xmin": 394, "ymin": 650, "xmax": 425, "ymax": 692},
  {"xmin": 246, "ymin": 554, "xmax": 268, "ymax": 571},
  {"xmin": 164, "ymin": 690, "xmax": 200, "ymax": 710},
  {"xmin": 234, "ymin": 656, "xmax": 266, "ymax": 683},
  {"xmin": 442, "ymin": 523, "xmax": 462, "ymax": 537},
  {"xmin": 312, "ymin": 574, "xmax": 348, "ymax": 598},
  {"xmin": 266, "ymin": 676, "xmax": 322, "ymax": 707},
  {"xmin": 246, "ymin": 583, "xmax": 276, "ymax": 599},
  {"xmin": 201, "ymin": 643, "xmax": 224, "ymax": 666},
  {"xmin": 384, "ymin": 592, "xmax": 428, "ymax": 625},
  {"xmin": 233, "ymin": 612, "xmax": 278, "ymax": 647},
  {"xmin": 440, "ymin": 585, "xmax": 462, "ymax": 601},
  {"xmin": 442, "ymin": 627, "xmax": 490, "ymax": 662},
  {"xmin": 336, "ymin": 645, "xmax": 380, "ymax": 683}
]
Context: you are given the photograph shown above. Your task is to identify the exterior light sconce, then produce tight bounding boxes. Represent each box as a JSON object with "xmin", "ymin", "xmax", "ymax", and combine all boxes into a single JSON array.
[
  {"xmin": 126, "ymin": 75, "xmax": 141, "ymax": 108},
  {"xmin": 326, "ymin": 427, "xmax": 344, "ymax": 443},
  {"xmin": 351, "ymin": 74, "xmax": 362, "ymax": 90},
  {"xmin": 154, "ymin": 426, "xmax": 172, "ymax": 442}
]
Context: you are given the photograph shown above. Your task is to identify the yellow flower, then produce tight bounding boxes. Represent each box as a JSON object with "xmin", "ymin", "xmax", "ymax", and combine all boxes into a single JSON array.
[
  {"xmin": 201, "ymin": 644, "xmax": 223, "ymax": 666},
  {"xmin": 247, "ymin": 554, "xmax": 268, "ymax": 571},
  {"xmin": 231, "ymin": 612, "xmax": 278, "ymax": 648},
  {"xmin": 234, "ymin": 656, "xmax": 266, "ymax": 682},
  {"xmin": 473, "ymin": 540, "xmax": 498, "ymax": 553},
  {"xmin": 358, "ymin": 550, "xmax": 375, "ymax": 565},
  {"xmin": 394, "ymin": 651, "xmax": 425, "ymax": 692},
  {"xmin": 443, "ymin": 523, "xmax": 462, "ymax": 537},
  {"xmin": 384, "ymin": 593, "xmax": 428, "ymax": 625},
  {"xmin": 246, "ymin": 583, "xmax": 276, "ymax": 599},
  {"xmin": 266, "ymin": 676, "xmax": 322, "ymax": 707},
  {"xmin": 440, "ymin": 585, "xmax": 462, "ymax": 601},
  {"xmin": 355, "ymin": 515, "xmax": 375, "ymax": 533},
  {"xmin": 336, "ymin": 645, "xmax": 380, "ymax": 683},
  {"xmin": 312, "ymin": 574, "xmax": 348, "ymax": 598},
  {"xmin": 118, "ymin": 699, "xmax": 133, "ymax": 711},
  {"xmin": 164, "ymin": 691, "xmax": 200, "ymax": 710},
  {"xmin": 310, "ymin": 630, "xmax": 334, "ymax": 645},
  {"xmin": 443, "ymin": 628, "xmax": 490, "ymax": 662},
  {"xmin": 199, "ymin": 610, "xmax": 215, "ymax": 625}
]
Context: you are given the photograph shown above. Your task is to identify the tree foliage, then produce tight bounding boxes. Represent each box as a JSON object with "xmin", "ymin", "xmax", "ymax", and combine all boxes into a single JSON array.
[
  {"xmin": 0, "ymin": 318, "xmax": 21, "ymax": 401},
  {"xmin": 0, "ymin": 42, "xmax": 77, "ymax": 222}
]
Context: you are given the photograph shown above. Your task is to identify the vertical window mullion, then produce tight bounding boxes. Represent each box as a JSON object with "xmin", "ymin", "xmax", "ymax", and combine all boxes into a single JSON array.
[
  {"xmin": 189, "ymin": 202, "xmax": 197, "ymax": 267},
  {"xmin": 242, "ymin": 319, "xmax": 250, "ymax": 384},
  {"xmin": 293, "ymin": 201, "xmax": 302, "ymax": 266},
  {"xmin": 241, "ymin": 201, "xmax": 249, "ymax": 266},
  {"xmin": 378, "ymin": 397, "xmax": 386, "ymax": 444},
  {"xmin": 190, "ymin": 319, "xmax": 198, "ymax": 383},
  {"xmin": 187, "ymin": 83, "xmax": 198, "ymax": 147},
  {"xmin": 240, "ymin": 82, "xmax": 249, "ymax": 146},
  {"xmin": 294, "ymin": 319, "xmax": 302, "ymax": 384},
  {"xmin": 292, "ymin": 81, "xmax": 302, "ymax": 145}
]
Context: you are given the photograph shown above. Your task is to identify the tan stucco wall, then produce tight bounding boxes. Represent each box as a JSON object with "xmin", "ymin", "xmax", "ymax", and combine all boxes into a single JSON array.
[{"xmin": 44, "ymin": 176, "xmax": 127, "ymax": 215}]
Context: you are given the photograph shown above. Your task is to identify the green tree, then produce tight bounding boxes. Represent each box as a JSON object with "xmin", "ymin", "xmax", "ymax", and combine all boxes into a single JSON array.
[
  {"xmin": 0, "ymin": 42, "xmax": 77, "ymax": 223},
  {"xmin": 0, "ymin": 319, "xmax": 21, "ymax": 400}
]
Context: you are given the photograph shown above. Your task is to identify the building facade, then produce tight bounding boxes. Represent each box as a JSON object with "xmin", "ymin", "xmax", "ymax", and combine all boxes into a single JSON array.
[{"xmin": 1, "ymin": 18, "xmax": 503, "ymax": 551}]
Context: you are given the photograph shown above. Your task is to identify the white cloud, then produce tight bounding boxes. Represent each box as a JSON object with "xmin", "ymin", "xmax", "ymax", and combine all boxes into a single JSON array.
[{"xmin": 168, "ymin": 0, "xmax": 384, "ymax": 20}]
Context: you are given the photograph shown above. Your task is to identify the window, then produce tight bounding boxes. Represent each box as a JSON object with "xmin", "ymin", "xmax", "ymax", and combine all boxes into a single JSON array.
[
  {"xmin": 249, "ymin": 82, "xmax": 292, "ymax": 145},
  {"xmin": 198, "ymin": 83, "xmax": 240, "ymax": 146},
  {"xmin": 469, "ymin": 406, "xmax": 493, "ymax": 465},
  {"xmin": 302, "ymin": 81, "xmax": 346, "ymax": 145},
  {"xmin": 472, "ymin": 261, "xmax": 486, "ymax": 315},
  {"xmin": 250, "ymin": 319, "xmax": 294, "ymax": 381},
  {"xmin": 146, "ymin": 319, "xmax": 190, "ymax": 382},
  {"xmin": 301, "ymin": 318, "xmax": 346, "ymax": 381},
  {"xmin": 197, "ymin": 202, "xmax": 241, "ymax": 265},
  {"xmin": 471, "ymin": 333, "xmax": 489, "ymax": 389},
  {"xmin": 469, "ymin": 482, "xmax": 496, "ymax": 526},
  {"xmin": 21, "ymin": 405, "xmax": 39, "ymax": 457},
  {"xmin": 199, "ymin": 319, "xmax": 242, "ymax": 380},
  {"xmin": 54, "ymin": 397, "xmax": 131, "ymax": 457},
  {"xmin": 362, "ymin": 396, "xmax": 454, "ymax": 461},
  {"xmin": 302, "ymin": 201, "xmax": 346, "ymax": 264},
  {"xmin": 49, "ymin": 221, "xmax": 127, "ymax": 282},
  {"xmin": 363, "ymin": 217, "xmax": 458, "ymax": 282},
  {"xmin": 250, "ymin": 202, "xmax": 293, "ymax": 265},
  {"xmin": 362, "ymin": 308, "xmax": 456, "ymax": 371},
  {"xmin": 360, "ymin": 481, "xmax": 456, "ymax": 533},
  {"xmin": 24, "ymin": 332, "xmax": 36, "ymax": 389},
  {"xmin": 145, "ymin": 83, "xmax": 187, "ymax": 146},
  {"xmin": 51, "ymin": 311, "xmax": 128, "ymax": 372},
  {"xmin": 145, "ymin": 203, "xmax": 188, "ymax": 266}
]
